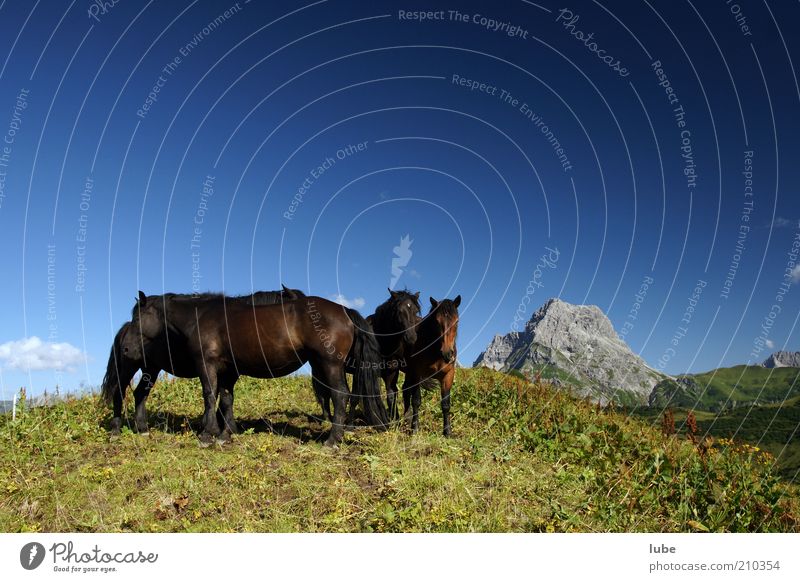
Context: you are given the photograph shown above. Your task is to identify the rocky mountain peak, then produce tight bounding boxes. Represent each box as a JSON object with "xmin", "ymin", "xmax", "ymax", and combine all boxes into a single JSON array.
[
  {"xmin": 474, "ymin": 298, "xmax": 665, "ymax": 404},
  {"xmin": 762, "ymin": 351, "xmax": 800, "ymax": 368}
]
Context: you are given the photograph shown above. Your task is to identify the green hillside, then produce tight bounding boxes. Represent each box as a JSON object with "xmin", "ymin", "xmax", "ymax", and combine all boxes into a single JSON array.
[
  {"xmin": 705, "ymin": 397, "xmax": 800, "ymax": 481},
  {"xmin": 650, "ymin": 365, "xmax": 800, "ymax": 411},
  {"xmin": 1, "ymin": 369, "xmax": 797, "ymax": 532}
]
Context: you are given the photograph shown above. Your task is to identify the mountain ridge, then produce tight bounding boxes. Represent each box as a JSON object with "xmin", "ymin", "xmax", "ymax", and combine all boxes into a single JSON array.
[
  {"xmin": 473, "ymin": 298, "xmax": 665, "ymax": 405},
  {"xmin": 763, "ymin": 351, "xmax": 800, "ymax": 368}
]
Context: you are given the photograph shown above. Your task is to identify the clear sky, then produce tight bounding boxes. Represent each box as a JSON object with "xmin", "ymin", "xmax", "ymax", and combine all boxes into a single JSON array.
[{"xmin": 0, "ymin": 0, "xmax": 799, "ymax": 397}]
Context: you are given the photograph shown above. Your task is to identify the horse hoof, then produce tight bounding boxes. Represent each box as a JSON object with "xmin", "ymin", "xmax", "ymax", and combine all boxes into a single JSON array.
[
  {"xmin": 138, "ymin": 431, "xmax": 150, "ymax": 437},
  {"xmin": 324, "ymin": 437, "xmax": 340, "ymax": 448},
  {"xmin": 109, "ymin": 433, "xmax": 120, "ymax": 442},
  {"xmin": 198, "ymin": 432, "xmax": 216, "ymax": 447}
]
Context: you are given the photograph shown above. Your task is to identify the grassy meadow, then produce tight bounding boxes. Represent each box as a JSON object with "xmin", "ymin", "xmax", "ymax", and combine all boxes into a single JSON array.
[{"xmin": 1, "ymin": 368, "xmax": 797, "ymax": 532}]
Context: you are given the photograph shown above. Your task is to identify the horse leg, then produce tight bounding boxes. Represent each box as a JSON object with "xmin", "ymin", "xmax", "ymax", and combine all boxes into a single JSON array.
[
  {"xmin": 110, "ymin": 361, "xmax": 136, "ymax": 437},
  {"xmin": 312, "ymin": 377, "xmax": 332, "ymax": 421},
  {"xmin": 199, "ymin": 367, "xmax": 222, "ymax": 445},
  {"xmin": 440, "ymin": 367, "xmax": 454, "ymax": 437},
  {"xmin": 133, "ymin": 367, "xmax": 158, "ymax": 434},
  {"xmin": 410, "ymin": 382, "xmax": 422, "ymax": 434},
  {"xmin": 217, "ymin": 373, "xmax": 239, "ymax": 444},
  {"xmin": 401, "ymin": 372, "xmax": 421, "ymax": 433},
  {"xmin": 317, "ymin": 363, "xmax": 348, "ymax": 447},
  {"xmin": 344, "ymin": 373, "xmax": 357, "ymax": 430},
  {"xmin": 110, "ymin": 382, "xmax": 125, "ymax": 437},
  {"xmin": 402, "ymin": 372, "xmax": 413, "ymax": 423},
  {"xmin": 385, "ymin": 366, "xmax": 400, "ymax": 422}
]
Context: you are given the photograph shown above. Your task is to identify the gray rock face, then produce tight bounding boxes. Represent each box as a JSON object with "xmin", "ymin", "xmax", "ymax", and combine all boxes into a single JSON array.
[
  {"xmin": 473, "ymin": 333, "xmax": 520, "ymax": 371},
  {"xmin": 473, "ymin": 298, "xmax": 665, "ymax": 404},
  {"xmin": 762, "ymin": 351, "xmax": 800, "ymax": 368}
]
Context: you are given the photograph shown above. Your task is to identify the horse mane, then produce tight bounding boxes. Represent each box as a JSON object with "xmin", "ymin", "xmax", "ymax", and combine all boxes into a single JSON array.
[
  {"xmin": 419, "ymin": 298, "xmax": 460, "ymax": 341},
  {"xmin": 430, "ymin": 298, "xmax": 459, "ymax": 319},
  {"xmin": 138, "ymin": 288, "xmax": 306, "ymax": 308},
  {"xmin": 372, "ymin": 289, "xmax": 420, "ymax": 330}
]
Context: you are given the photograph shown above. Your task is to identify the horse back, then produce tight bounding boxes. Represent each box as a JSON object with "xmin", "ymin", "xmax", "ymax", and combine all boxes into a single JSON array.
[{"xmin": 197, "ymin": 296, "xmax": 355, "ymax": 374}]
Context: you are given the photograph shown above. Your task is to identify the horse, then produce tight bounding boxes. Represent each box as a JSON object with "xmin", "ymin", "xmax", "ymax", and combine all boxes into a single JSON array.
[
  {"xmin": 367, "ymin": 289, "xmax": 421, "ymax": 421},
  {"xmin": 400, "ymin": 295, "xmax": 461, "ymax": 436},
  {"xmin": 312, "ymin": 289, "xmax": 421, "ymax": 423},
  {"xmin": 119, "ymin": 291, "xmax": 388, "ymax": 446},
  {"xmin": 101, "ymin": 286, "xmax": 304, "ymax": 436}
]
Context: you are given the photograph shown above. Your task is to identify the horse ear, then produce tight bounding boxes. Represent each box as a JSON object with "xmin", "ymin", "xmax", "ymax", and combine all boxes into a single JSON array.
[
  {"xmin": 453, "ymin": 295, "xmax": 461, "ymax": 308},
  {"xmin": 413, "ymin": 291, "xmax": 420, "ymax": 300},
  {"xmin": 282, "ymin": 284, "xmax": 289, "ymax": 292},
  {"xmin": 430, "ymin": 297, "xmax": 438, "ymax": 308},
  {"xmin": 388, "ymin": 287, "xmax": 397, "ymax": 297},
  {"xmin": 138, "ymin": 291, "xmax": 147, "ymax": 305}
]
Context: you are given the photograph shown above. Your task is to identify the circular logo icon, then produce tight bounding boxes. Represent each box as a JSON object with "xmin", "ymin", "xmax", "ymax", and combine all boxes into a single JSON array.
[{"xmin": 20, "ymin": 542, "xmax": 46, "ymax": 570}]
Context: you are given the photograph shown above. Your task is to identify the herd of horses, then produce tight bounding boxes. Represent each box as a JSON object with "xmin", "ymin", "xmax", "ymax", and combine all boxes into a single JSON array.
[{"xmin": 101, "ymin": 287, "xmax": 461, "ymax": 446}]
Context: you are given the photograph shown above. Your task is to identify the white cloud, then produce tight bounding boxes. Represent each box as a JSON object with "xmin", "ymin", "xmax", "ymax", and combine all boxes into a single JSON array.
[
  {"xmin": 772, "ymin": 217, "xmax": 799, "ymax": 229},
  {"xmin": 0, "ymin": 337, "xmax": 87, "ymax": 372},
  {"xmin": 791, "ymin": 265, "xmax": 800, "ymax": 285},
  {"xmin": 766, "ymin": 339, "xmax": 775, "ymax": 350},
  {"xmin": 329, "ymin": 294, "xmax": 366, "ymax": 309}
]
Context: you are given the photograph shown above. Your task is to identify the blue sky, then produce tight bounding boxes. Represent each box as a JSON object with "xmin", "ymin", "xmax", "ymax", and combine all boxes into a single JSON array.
[{"xmin": 0, "ymin": 0, "xmax": 799, "ymax": 397}]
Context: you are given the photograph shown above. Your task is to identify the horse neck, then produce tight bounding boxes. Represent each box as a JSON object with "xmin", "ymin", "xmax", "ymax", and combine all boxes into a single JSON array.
[
  {"xmin": 243, "ymin": 291, "xmax": 282, "ymax": 305},
  {"xmin": 415, "ymin": 312, "xmax": 443, "ymax": 355},
  {"xmin": 371, "ymin": 306, "xmax": 406, "ymax": 353},
  {"xmin": 159, "ymin": 296, "xmax": 206, "ymax": 338}
]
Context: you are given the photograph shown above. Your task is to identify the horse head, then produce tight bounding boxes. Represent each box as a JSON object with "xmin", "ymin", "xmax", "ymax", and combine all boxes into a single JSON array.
[
  {"xmin": 120, "ymin": 291, "xmax": 166, "ymax": 363},
  {"xmin": 388, "ymin": 288, "xmax": 421, "ymax": 346},
  {"xmin": 428, "ymin": 295, "xmax": 461, "ymax": 364}
]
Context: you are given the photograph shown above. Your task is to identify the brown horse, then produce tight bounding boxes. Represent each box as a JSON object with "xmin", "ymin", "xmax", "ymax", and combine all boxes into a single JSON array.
[
  {"xmin": 119, "ymin": 292, "xmax": 388, "ymax": 446},
  {"xmin": 400, "ymin": 295, "xmax": 461, "ymax": 436},
  {"xmin": 101, "ymin": 287, "xmax": 305, "ymax": 436}
]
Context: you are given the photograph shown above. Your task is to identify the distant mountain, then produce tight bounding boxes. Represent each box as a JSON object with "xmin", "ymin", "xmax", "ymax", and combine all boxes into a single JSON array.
[
  {"xmin": 763, "ymin": 351, "xmax": 800, "ymax": 368},
  {"xmin": 649, "ymin": 365, "xmax": 800, "ymax": 411},
  {"xmin": 473, "ymin": 298, "xmax": 665, "ymax": 405}
]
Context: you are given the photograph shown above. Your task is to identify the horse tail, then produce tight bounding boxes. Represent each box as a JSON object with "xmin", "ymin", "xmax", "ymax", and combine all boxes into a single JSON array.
[
  {"xmin": 345, "ymin": 308, "xmax": 389, "ymax": 430},
  {"xmin": 101, "ymin": 322, "xmax": 133, "ymax": 405}
]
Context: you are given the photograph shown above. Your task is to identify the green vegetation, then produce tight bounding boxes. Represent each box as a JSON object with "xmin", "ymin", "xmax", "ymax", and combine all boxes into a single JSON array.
[
  {"xmin": 1, "ymin": 369, "xmax": 797, "ymax": 532},
  {"xmin": 645, "ymin": 365, "xmax": 800, "ymax": 480},
  {"xmin": 650, "ymin": 366, "xmax": 800, "ymax": 411},
  {"xmin": 632, "ymin": 396, "xmax": 800, "ymax": 481}
]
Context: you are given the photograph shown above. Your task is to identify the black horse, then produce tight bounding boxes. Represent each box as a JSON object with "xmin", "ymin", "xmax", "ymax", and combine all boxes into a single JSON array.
[
  {"xmin": 101, "ymin": 287, "xmax": 304, "ymax": 437},
  {"xmin": 312, "ymin": 289, "xmax": 421, "ymax": 423},
  {"xmin": 118, "ymin": 291, "xmax": 388, "ymax": 446},
  {"xmin": 372, "ymin": 289, "xmax": 422, "ymax": 421}
]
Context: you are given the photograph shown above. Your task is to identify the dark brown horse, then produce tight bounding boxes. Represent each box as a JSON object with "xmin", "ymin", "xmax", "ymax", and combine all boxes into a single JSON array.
[
  {"xmin": 369, "ymin": 289, "xmax": 421, "ymax": 421},
  {"xmin": 101, "ymin": 287, "xmax": 304, "ymax": 436},
  {"xmin": 400, "ymin": 295, "xmax": 461, "ymax": 436},
  {"xmin": 119, "ymin": 291, "xmax": 388, "ymax": 446}
]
